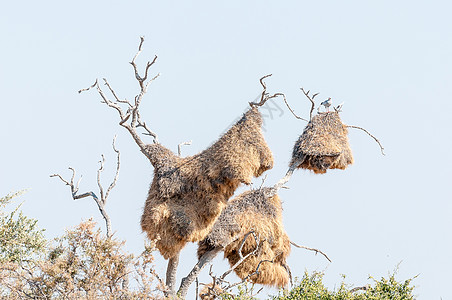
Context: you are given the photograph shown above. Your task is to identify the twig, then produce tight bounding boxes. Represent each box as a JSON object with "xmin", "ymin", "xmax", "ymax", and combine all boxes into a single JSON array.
[
  {"xmin": 300, "ymin": 87, "xmax": 318, "ymax": 121},
  {"xmin": 281, "ymin": 92, "xmax": 309, "ymax": 122},
  {"xmin": 219, "ymin": 231, "xmax": 260, "ymax": 281},
  {"xmin": 78, "ymin": 36, "xmax": 160, "ymax": 158},
  {"xmin": 50, "ymin": 136, "xmax": 121, "ymax": 238},
  {"xmin": 259, "ymin": 174, "xmax": 268, "ymax": 189},
  {"xmin": 78, "ymin": 79, "xmax": 98, "ymax": 94},
  {"xmin": 346, "ymin": 125, "xmax": 385, "ymax": 155},
  {"xmin": 249, "ymin": 75, "xmax": 289, "ymax": 111},
  {"xmin": 221, "ymin": 251, "xmax": 281, "ymax": 294},
  {"xmin": 290, "ymin": 241, "xmax": 332, "ymax": 263},
  {"xmin": 178, "ymin": 140, "xmax": 192, "ymax": 156}
]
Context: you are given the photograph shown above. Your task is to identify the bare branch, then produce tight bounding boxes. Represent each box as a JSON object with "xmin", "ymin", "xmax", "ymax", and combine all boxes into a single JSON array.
[
  {"xmin": 50, "ymin": 167, "xmax": 80, "ymax": 197},
  {"xmin": 79, "ymin": 36, "xmax": 160, "ymax": 158},
  {"xmin": 103, "ymin": 80, "xmax": 131, "ymax": 107},
  {"xmin": 97, "ymin": 154, "xmax": 106, "ymax": 204},
  {"xmin": 178, "ymin": 140, "xmax": 192, "ymax": 156},
  {"xmin": 346, "ymin": 125, "xmax": 385, "ymax": 155},
  {"xmin": 50, "ymin": 172, "xmax": 72, "ymax": 187},
  {"xmin": 219, "ymin": 231, "xmax": 260, "ymax": 281},
  {"xmin": 177, "ymin": 247, "xmax": 223, "ymax": 298},
  {"xmin": 142, "ymin": 56, "xmax": 158, "ymax": 83},
  {"xmin": 259, "ymin": 174, "xmax": 268, "ymax": 189},
  {"xmin": 78, "ymin": 79, "xmax": 98, "ymax": 94},
  {"xmin": 50, "ymin": 137, "xmax": 121, "ymax": 238},
  {"xmin": 249, "ymin": 75, "xmax": 287, "ymax": 109},
  {"xmin": 105, "ymin": 135, "xmax": 121, "ymax": 201},
  {"xmin": 216, "ymin": 248, "xmax": 281, "ymax": 297},
  {"xmin": 165, "ymin": 253, "xmax": 180, "ymax": 298},
  {"xmin": 197, "ymin": 232, "xmax": 275, "ymax": 300},
  {"xmin": 290, "ymin": 241, "xmax": 332, "ymax": 263},
  {"xmin": 300, "ymin": 87, "xmax": 316, "ymax": 121},
  {"xmin": 130, "ymin": 36, "xmax": 145, "ymax": 85},
  {"xmin": 273, "ymin": 158, "xmax": 304, "ymax": 191},
  {"xmin": 281, "ymin": 92, "xmax": 309, "ymax": 122}
]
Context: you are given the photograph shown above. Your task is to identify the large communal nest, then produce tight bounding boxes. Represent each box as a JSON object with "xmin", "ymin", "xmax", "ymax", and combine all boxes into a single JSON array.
[
  {"xmin": 290, "ymin": 112, "xmax": 353, "ymax": 173},
  {"xmin": 141, "ymin": 107, "xmax": 274, "ymax": 259},
  {"xmin": 198, "ymin": 187, "xmax": 291, "ymax": 288}
]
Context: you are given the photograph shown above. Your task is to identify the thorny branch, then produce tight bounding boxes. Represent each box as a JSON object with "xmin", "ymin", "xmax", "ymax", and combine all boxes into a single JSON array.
[
  {"xmin": 290, "ymin": 241, "xmax": 332, "ymax": 263},
  {"xmin": 346, "ymin": 125, "xmax": 385, "ymax": 155},
  {"xmin": 78, "ymin": 36, "xmax": 160, "ymax": 158},
  {"xmin": 50, "ymin": 136, "xmax": 121, "ymax": 238}
]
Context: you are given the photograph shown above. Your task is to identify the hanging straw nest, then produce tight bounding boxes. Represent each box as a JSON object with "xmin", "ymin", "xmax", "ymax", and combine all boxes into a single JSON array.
[
  {"xmin": 290, "ymin": 112, "xmax": 353, "ymax": 173},
  {"xmin": 198, "ymin": 187, "xmax": 291, "ymax": 288},
  {"xmin": 140, "ymin": 107, "xmax": 274, "ymax": 259}
]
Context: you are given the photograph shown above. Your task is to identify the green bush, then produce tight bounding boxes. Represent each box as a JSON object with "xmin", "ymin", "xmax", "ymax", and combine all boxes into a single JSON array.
[
  {"xmin": 0, "ymin": 191, "xmax": 46, "ymax": 263},
  {"xmin": 271, "ymin": 271, "xmax": 416, "ymax": 300}
]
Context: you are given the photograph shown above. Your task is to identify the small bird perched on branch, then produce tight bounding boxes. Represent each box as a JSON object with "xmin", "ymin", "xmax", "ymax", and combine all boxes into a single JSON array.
[{"xmin": 320, "ymin": 98, "xmax": 332, "ymax": 112}]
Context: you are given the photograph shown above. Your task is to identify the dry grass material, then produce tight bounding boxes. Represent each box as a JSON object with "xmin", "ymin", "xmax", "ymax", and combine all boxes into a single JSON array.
[
  {"xmin": 140, "ymin": 107, "xmax": 274, "ymax": 259},
  {"xmin": 290, "ymin": 112, "xmax": 353, "ymax": 173},
  {"xmin": 198, "ymin": 187, "xmax": 291, "ymax": 288}
]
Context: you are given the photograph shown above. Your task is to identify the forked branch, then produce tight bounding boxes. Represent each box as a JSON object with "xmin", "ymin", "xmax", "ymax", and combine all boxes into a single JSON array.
[
  {"xmin": 200, "ymin": 237, "xmax": 277, "ymax": 300},
  {"xmin": 178, "ymin": 141, "xmax": 192, "ymax": 156},
  {"xmin": 177, "ymin": 230, "xmax": 261, "ymax": 299},
  {"xmin": 248, "ymin": 75, "xmax": 286, "ymax": 110},
  {"xmin": 219, "ymin": 231, "xmax": 260, "ymax": 281},
  {"xmin": 50, "ymin": 136, "xmax": 121, "ymax": 238},
  {"xmin": 300, "ymin": 87, "xmax": 319, "ymax": 121},
  {"xmin": 78, "ymin": 36, "xmax": 160, "ymax": 159},
  {"xmin": 178, "ymin": 247, "xmax": 223, "ymax": 298}
]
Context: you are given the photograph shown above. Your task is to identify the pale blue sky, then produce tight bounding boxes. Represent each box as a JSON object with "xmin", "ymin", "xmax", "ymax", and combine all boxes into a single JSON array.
[{"xmin": 1, "ymin": 1, "xmax": 451, "ymax": 298}]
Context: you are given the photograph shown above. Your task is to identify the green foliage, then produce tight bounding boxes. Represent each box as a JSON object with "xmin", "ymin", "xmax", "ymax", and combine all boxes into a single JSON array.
[
  {"xmin": 271, "ymin": 271, "xmax": 416, "ymax": 300},
  {"xmin": 0, "ymin": 191, "xmax": 46, "ymax": 263}
]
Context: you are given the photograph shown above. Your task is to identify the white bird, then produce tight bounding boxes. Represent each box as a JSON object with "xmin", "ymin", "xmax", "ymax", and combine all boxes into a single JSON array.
[
  {"xmin": 334, "ymin": 102, "xmax": 344, "ymax": 112},
  {"xmin": 321, "ymin": 98, "xmax": 332, "ymax": 112}
]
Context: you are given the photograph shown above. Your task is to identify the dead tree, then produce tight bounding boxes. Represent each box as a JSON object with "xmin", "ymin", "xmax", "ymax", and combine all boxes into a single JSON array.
[
  {"xmin": 79, "ymin": 37, "xmax": 286, "ymax": 298},
  {"xmin": 50, "ymin": 136, "xmax": 120, "ymax": 238}
]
